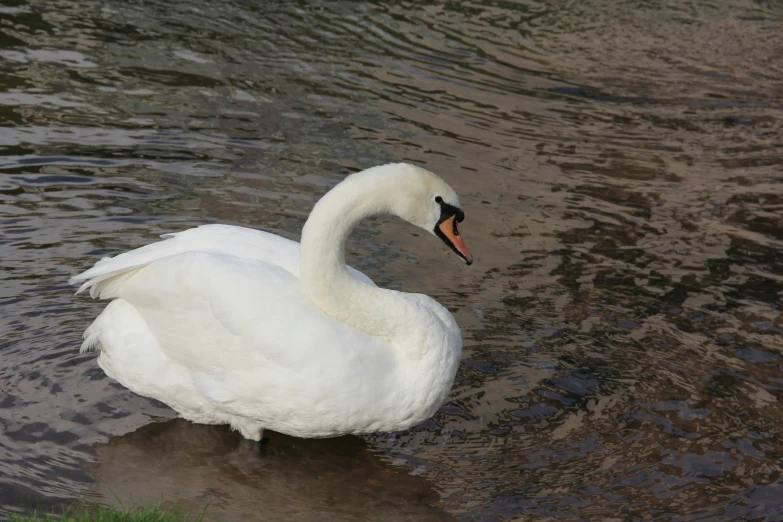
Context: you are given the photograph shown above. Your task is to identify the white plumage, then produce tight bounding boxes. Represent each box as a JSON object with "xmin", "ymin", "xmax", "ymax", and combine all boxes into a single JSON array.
[{"xmin": 70, "ymin": 163, "xmax": 470, "ymax": 440}]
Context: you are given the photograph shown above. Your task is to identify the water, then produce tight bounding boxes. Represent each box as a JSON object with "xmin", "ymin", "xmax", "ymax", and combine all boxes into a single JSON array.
[{"xmin": 1, "ymin": 0, "xmax": 782, "ymax": 520}]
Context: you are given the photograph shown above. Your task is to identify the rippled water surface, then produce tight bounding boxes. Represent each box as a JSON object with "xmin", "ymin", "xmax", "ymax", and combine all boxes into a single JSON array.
[{"xmin": 2, "ymin": 0, "xmax": 783, "ymax": 520}]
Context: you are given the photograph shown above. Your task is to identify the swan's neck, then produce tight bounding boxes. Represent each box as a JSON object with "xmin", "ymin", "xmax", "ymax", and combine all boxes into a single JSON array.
[{"xmin": 299, "ymin": 169, "xmax": 417, "ymax": 341}]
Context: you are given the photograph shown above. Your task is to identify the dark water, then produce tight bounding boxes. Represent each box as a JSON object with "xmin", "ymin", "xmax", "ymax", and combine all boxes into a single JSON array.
[{"xmin": 2, "ymin": 0, "xmax": 783, "ymax": 520}]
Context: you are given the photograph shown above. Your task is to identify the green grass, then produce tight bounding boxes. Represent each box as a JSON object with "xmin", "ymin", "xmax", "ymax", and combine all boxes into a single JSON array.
[{"xmin": 9, "ymin": 503, "xmax": 205, "ymax": 522}]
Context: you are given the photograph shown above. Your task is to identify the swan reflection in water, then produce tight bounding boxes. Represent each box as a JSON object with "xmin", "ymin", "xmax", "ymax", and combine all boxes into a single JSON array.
[{"xmin": 89, "ymin": 418, "xmax": 454, "ymax": 521}]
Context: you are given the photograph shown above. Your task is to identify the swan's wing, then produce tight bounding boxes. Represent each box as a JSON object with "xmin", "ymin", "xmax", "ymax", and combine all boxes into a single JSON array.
[
  {"xmin": 70, "ymin": 224, "xmax": 375, "ymax": 297},
  {"xmin": 170, "ymin": 224, "xmax": 375, "ymax": 285},
  {"xmin": 113, "ymin": 251, "xmax": 396, "ymax": 407}
]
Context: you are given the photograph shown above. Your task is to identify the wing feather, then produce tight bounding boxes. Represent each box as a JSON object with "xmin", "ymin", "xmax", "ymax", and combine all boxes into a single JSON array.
[
  {"xmin": 112, "ymin": 252, "xmax": 396, "ymax": 411},
  {"xmin": 69, "ymin": 224, "xmax": 375, "ymax": 298}
]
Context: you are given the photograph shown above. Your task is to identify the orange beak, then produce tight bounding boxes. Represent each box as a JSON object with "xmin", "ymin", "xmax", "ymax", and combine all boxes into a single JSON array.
[{"xmin": 437, "ymin": 215, "xmax": 473, "ymax": 265}]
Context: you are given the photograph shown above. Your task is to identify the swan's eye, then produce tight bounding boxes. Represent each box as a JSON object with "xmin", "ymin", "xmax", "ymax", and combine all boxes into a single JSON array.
[{"xmin": 435, "ymin": 196, "xmax": 464, "ymax": 228}]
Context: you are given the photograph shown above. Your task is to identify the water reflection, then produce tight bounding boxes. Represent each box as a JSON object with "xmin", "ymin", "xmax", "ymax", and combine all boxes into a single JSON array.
[
  {"xmin": 91, "ymin": 420, "xmax": 454, "ymax": 521},
  {"xmin": 1, "ymin": 0, "xmax": 783, "ymax": 520}
]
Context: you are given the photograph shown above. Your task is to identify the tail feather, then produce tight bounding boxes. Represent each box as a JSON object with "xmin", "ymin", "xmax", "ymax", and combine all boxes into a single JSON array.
[
  {"xmin": 72, "ymin": 228, "xmax": 207, "ymax": 356},
  {"xmin": 69, "ymin": 224, "xmax": 281, "ymax": 299},
  {"xmin": 80, "ymin": 329, "xmax": 101, "ymax": 353},
  {"xmin": 69, "ymin": 231, "xmax": 187, "ymax": 298}
]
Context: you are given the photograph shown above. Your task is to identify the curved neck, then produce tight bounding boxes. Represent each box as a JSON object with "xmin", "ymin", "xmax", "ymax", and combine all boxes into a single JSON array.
[{"xmin": 299, "ymin": 167, "xmax": 418, "ymax": 340}]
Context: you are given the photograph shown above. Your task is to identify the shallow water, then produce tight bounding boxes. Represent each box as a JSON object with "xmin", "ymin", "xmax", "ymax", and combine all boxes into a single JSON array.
[{"xmin": 2, "ymin": 0, "xmax": 783, "ymax": 520}]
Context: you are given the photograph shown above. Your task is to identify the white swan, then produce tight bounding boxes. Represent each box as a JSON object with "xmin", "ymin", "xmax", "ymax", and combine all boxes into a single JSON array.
[{"xmin": 70, "ymin": 163, "xmax": 472, "ymax": 440}]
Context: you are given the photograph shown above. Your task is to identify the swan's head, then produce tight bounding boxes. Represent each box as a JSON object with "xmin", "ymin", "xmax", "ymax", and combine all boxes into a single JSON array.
[{"xmin": 380, "ymin": 163, "xmax": 473, "ymax": 265}]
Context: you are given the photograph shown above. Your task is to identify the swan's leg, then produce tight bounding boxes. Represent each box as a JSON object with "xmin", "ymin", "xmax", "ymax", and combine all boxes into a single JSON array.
[
  {"xmin": 245, "ymin": 426, "xmax": 269, "ymax": 453},
  {"xmin": 232, "ymin": 419, "xmax": 266, "ymax": 441},
  {"xmin": 235, "ymin": 431, "xmax": 269, "ymax": 456}
]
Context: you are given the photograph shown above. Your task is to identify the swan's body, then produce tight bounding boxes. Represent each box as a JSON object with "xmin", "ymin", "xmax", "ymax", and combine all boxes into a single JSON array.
[{"xmin": 70, "ymin": 163, "xmax": 472, "ymax": 440}]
